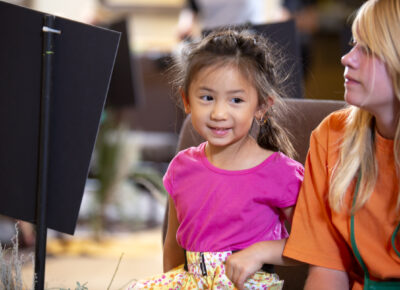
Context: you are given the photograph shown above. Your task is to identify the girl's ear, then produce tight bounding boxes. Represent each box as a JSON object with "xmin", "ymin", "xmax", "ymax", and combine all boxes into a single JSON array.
[
  {"xmin": 180, "ymin": 88, "xmax": 191, "ymax": 114},
  {"xmin": 255, "ymin": 97, "xmax": 274, "ymax": 119}
]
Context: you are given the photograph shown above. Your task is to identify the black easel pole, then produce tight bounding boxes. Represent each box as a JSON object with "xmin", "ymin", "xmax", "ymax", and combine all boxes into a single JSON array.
[{"xmin": 34, "ymin": 15, "xmax": 60, "ymax": 290}]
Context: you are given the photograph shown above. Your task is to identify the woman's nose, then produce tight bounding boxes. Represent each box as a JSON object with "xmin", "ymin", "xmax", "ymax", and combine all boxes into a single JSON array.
[{"xmin": 341, "ymin": 47, "xmax": 358, "ymax": 69}]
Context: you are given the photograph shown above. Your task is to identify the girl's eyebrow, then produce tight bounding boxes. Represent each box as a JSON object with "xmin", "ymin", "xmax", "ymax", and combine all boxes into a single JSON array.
[
  {"xmin": 198, "ymin": 86, "xmax": 245, "ymax": 94},
  {"xmin": 198, "ymin": 86, "xmax": 214, "ymax": 92}
]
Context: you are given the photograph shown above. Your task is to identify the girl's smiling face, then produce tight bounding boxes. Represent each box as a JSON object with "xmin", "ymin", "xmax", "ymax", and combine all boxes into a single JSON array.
[{"xmin": 183, "ymin": 64, "xmax": 264, "ymax": 150}]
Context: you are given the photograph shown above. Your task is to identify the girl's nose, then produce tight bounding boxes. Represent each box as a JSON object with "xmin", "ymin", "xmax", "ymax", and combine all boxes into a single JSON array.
[{"xmin": 210, "ymin": 102, "xmax": 227, "ymax": 120}]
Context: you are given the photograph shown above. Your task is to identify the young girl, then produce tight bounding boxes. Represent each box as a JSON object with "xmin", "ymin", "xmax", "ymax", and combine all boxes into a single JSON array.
[
  {"xmin": 128, "ymin": 29, "xmax": 303, "ymax": 289},
  {"xmin": 284, "ymin": 0, "xmax": 400, "ymax": 289}
]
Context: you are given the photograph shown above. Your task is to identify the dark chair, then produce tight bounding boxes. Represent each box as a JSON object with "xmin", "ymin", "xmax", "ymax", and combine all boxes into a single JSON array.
[{"xmin": 162, "ymin": 98, "xmax": 346, "ymax": 289}]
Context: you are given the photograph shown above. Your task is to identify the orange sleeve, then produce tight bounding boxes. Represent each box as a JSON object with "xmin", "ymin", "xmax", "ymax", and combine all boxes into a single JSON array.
[{"xmin": 283, "ymin": 120, "xmax": 353, "ymax": 271}]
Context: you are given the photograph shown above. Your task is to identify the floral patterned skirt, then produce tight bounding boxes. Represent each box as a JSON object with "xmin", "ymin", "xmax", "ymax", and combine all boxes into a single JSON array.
[{"xmin": 127, "ymin": 251, "xmax": 283, "ymax": 289}]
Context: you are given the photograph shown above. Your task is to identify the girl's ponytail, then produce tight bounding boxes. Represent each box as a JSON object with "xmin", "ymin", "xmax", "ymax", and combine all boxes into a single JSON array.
[{"xmin": 257, "ymin": 108, "xmax": 295, "ymax": 159}]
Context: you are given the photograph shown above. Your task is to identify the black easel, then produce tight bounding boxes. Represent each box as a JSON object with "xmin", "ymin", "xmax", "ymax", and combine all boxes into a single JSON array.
[{"xmin": 34, "ymin": 15, "xmax": 61, "ymax": 290}]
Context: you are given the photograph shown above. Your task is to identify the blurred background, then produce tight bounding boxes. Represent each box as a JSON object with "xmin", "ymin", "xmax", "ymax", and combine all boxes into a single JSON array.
[{"xmin": 0, "ymin": 0, "xmax": 363, "ymax": 289}]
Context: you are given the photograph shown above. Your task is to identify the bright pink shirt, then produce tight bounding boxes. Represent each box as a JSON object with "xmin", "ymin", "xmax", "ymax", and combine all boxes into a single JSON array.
[{"xmin": 163, "ymin": 142, "xmax": 304, "ymax": 252}]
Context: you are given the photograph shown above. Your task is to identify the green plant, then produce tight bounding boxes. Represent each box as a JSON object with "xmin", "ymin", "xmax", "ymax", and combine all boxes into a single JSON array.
[
  {"xmin": 48, "ymin": 281, "xmax": 89, "ymax": 290},
  {"xmin": 74, "ymin": 282, "xmax": 88, "ymax": 290},
  {"xmin": 91, "ymin": 112, "xmax": 123, "ymax": 240}
]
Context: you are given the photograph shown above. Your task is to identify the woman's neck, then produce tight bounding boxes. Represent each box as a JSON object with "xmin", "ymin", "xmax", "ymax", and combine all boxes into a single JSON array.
[
  {"xmin": 374, "ymin": 101, "xmax": 400, "ymax": 139},
  {"xmin": 205, "ymin": 137, "xmax": 273, "ymax": 170}
]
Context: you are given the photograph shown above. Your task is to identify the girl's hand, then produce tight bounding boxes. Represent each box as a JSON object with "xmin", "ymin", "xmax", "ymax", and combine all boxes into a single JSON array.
[
  {"xmin": 225, "ymin": 239, "xmax": 302, "ymax": 289},
  {"xmin": 225, "ymin": 244, "xmax": 264, "ymax": 290}
]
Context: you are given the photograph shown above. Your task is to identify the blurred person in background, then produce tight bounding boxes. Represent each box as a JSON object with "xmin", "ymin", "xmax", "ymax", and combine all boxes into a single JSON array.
[
  {"xmin": 176, "ymin": 0, "xmax": 290, "ymax": 41},
  {"xmin": 283, "ymin": 0, "xmax": 318, "ymax": 75},
  {"xmin": 176, "ymin": 0, "xmax": 319, "ymax": 78}
]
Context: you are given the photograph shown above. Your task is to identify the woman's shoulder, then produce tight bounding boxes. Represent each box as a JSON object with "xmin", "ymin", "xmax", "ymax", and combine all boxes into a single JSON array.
[
  {"xmin": 314, "ymin": 107, "xmax": 350, "ymax": 138},
  {"xmin": 308, "ymin": 107, "xmax": 351, "ymax": 154}
]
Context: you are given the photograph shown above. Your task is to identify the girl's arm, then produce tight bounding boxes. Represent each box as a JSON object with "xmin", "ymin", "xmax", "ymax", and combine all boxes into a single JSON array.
[
  {"xmin": 305, "ymin": 266, "xmax": 349, "ymax": 290},
  {"xmin": 163, "ymin": 196, "xmax": 185, "ymax": 272},
  {"xmin": 225, "ymin": 206, "xmax": 301, "ymax": 289}
]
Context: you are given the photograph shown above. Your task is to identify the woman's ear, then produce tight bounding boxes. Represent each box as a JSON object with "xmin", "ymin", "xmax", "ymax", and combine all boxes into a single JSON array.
[{"xmin": 180, "ymin": 88, "xmax": 191, "ymax": 114}]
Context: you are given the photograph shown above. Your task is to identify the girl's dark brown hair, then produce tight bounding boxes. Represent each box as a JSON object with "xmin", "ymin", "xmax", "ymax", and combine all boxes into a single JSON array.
[{"xmin": 170, "ymin": 29, "xmax": 295, "ymax": 158}]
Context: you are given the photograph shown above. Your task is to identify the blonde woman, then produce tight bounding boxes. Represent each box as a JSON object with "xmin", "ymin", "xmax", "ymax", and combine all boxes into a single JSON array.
[{"xmin": 283, "ymin": 0, "xmax": 400, "ymax": 289}]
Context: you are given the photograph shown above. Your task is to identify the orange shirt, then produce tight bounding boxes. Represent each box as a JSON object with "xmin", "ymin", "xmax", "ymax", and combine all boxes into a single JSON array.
[{"xmin": 283, "ymin": 109, "xmax": 400, "ymax": 289}]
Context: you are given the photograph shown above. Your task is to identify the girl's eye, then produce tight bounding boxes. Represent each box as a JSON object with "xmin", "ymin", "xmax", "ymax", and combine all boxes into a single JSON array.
[
  {"xmin": 231, "ymin": 97, "xmax": 244, "ymax": 104},
  {"xmin": 201, "ymin": 95, "xmax": 213, "ymax": 101}
]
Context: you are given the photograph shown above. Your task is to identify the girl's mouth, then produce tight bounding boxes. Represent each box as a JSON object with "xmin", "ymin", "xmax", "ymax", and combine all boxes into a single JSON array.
[{"xmin": 209, "ymin": 126, "xmax": 230, "ymax": 136}]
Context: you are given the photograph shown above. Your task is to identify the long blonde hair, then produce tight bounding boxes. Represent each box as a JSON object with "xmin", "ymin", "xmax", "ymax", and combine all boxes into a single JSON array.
[{"xmin": 329, "ymin": 0, "xmax": 400, "ymax": 213}]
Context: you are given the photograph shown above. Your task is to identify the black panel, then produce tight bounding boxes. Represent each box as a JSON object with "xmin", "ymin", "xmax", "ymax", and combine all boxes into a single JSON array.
[
  {"xmin": 105, "ymin": 18, "xmax": 143, "ymax": 108},
  {"xmin": 252, "ymin": 19, "xmax": 303, "ymax": 99},
  {"xmin": 0, "ymin": 1, "xmax": 120, "ymax": 234}
]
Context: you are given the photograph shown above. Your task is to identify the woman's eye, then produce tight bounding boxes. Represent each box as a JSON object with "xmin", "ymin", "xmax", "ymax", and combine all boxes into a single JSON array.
[
  {"xmin": 201, "ymin": 95, "xmax": 213, "ymax": 101},
  {"xmin": 360, "ymin": 45, "xmax": 372, "ymax": 55},
  {"xmin": 353, "ymin": 43, "xmax": 371, "ymax": 55},
  {"xmin": 232, "ymin": 97, "xmax": 244, "ymax": 104},
  {"xmin": 350, "ymin": 38, "xmax": 372, "ymax": 55},
  {"xmin": 348, "ymin": 37, "xmax": 356, "ymax": 47}
]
